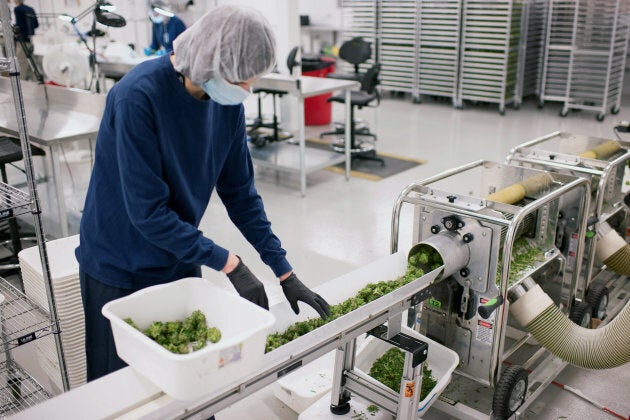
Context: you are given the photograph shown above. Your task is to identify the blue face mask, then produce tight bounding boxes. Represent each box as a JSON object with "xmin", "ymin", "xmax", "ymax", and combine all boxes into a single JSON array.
[
  {"xmin": 201, "ymin": 78, "xmax": 250, "ymax": 105},
  {"xmin": 148, "ymin": 11, "xmax": 164, "ymax": 24}
]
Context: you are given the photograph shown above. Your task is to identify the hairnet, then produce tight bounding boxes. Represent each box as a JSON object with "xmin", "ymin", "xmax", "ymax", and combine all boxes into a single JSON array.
[
  {"xmin": 173, "ymin": 5, "xmax": 277, "ymax": 85},
  {"xmin": 151, "ymin": 0, "xmax": 173, "ymax": 13}
]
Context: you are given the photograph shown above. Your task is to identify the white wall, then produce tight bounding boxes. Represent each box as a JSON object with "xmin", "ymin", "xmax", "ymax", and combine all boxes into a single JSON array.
[{"xmin": 298, "ymin": 0, "xmax": 341, "ymax": 27}]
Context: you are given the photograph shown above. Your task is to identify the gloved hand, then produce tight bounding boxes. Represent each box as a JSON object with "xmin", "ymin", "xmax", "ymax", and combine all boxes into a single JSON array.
[
  {"xmin": 281, "ymin": 273, "xmax": 331, "ymax": 320},
  {"xmin": 226, "ymin": 257, "xmax": 269, "ymax": 310},
  {"xmin": 143, "ymin": 47, "xmax": 155, "ymax": 56},
  {"xmin": 154, "ymin": 49, "xmax": 167, "ymax": 57}
]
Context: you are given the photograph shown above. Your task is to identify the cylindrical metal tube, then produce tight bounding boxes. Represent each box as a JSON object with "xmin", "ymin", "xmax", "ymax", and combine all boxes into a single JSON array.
[{"xmin": 409, "ymin": 232, "xmax": 471, "ymax": 278}]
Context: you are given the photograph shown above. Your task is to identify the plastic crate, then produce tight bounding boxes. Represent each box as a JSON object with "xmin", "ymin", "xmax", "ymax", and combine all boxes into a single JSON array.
[
  {"xmin": 102, "ymin": 277, "xmax": 275, "ymax": 401},
  {"xmin": 355, "ymin": 326, "xmax": 459, "ymax": 416},
  {"xmin": 298, "ymin": 326, "xmax": 458, "ymax": 419}
]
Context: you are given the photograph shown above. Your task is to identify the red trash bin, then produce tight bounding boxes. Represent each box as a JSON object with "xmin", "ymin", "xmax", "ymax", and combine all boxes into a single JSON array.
[{"xmin": 302, "ymin": 58, "xmax": 336, "ymax": 126}]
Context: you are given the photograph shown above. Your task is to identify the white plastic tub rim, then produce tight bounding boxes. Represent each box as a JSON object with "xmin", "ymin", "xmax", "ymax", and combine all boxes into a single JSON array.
[{"xmin": 103, "ymin": 277, "xmax": 275, "ymax": 361}]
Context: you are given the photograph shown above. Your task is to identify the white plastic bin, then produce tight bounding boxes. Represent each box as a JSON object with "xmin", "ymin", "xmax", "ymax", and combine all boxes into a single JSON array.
[
  {"xmin": 355, "ymin": 326, "xmax": 459, "ymax": 416},
  {"xmin": 102, "ymin": 277, "xmax": 275, "ymax": 401},
  {"xmin": 298, "ymin": 326, "xmax": 458, "ymax": 419}
]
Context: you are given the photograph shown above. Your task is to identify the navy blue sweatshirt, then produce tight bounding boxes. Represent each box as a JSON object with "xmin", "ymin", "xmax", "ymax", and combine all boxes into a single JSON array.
[{"xmin": 76, "ymin": 55, "xmax": 291, "ymax": 289}]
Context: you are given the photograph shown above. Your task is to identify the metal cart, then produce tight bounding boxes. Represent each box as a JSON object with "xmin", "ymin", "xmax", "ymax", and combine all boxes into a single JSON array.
[
  {"xmin": 417, "ymin": 0, "xmax": 462, "ymax": 106},
  {"xmin": 514, "ymin": 0, "xmax": 548, "ymax": 106},
  {"xmin": 539, "ymin": 0, "xmax": 630, "ymax": 121},
  {"xmin": 0, "ymin": 0, "xmax": 69, "ymax": 414},
  {"xmin": 391, "ymin": 160, "xmax": 591, "ymax": 418},
  {"xmin": 377, "ymin": 0, "xmax": 421, "ymax": 100},
  {"xmin": 507, "ymin": 131, "xmax": 630, "ymax": 321},
  {"xmin": 457, "ymin": 0, "xmax": 523, "ymax": 114}
]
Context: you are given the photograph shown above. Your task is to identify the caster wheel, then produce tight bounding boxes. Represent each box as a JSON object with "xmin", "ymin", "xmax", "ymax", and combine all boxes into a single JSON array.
[
  {"xmin": 559, "ymin": 108, "xmax": 568, "ymax": 117},
  {"xmin": 537, "ymin": 101, "xmax": 544, "ymax": 109},
  {"xmin": 570, "ymin": 301, "xmax": 592, "ymax": 328},
  {"xmin": 596, "ymin": 113, "xmax": 605, "ymax": 122},
  {"xmin": 413, "ymin": 96, "xmax": 422, "ymax": 104},
  {"xmin": 611, "ymin": 105, "xmax": 620, "ymax": 115},
  {"xmin": 513, "ymin": 103, "xmax": 521, "ymax": 110},
  {"xmin": 493, "ymin": 366, "xmax": 528, "ymax": 420},
  {"xmin": 586, "ymin": 284, "xmax": 609, "ymax": 320},
  {"xmin": 251, "ymin": 135, "xmax": 268, "ymax": 148},
  {"xmin": 500, "ymin": 109, "xmax": 506, "ymax": 116}
]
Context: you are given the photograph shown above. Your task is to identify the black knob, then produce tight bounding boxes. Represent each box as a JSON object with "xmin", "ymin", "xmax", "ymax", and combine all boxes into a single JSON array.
[
  {"xmin": 463, "ymin": 233, "xmax": 474, "ymax": 243},
  {"xmin": 447, "ymin": 195, "xmax": 457, "ymax": 203},
  {"xmin": 442, "ymin": 215, "xmax": 462, "ymax": 232},
  {"xmin": 431, "ymin": 225, "xmax": 441, "ymax": 234},
  {"xmin": 478, "ymin": 295, "xmax": 504, "ymax": 319},
  {"xmin": 460, "ymin": 267, "xmax": 470, "ymax": 277}
]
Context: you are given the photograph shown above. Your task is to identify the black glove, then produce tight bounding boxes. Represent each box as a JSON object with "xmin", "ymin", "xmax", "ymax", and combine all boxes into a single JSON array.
[
  {"xmin": 226, "ymin": 257, "xmax": 269, "ymax": 310},
  {"xmin": 281, "ymin": 273, "xmax": 331, "ymax": 320}
]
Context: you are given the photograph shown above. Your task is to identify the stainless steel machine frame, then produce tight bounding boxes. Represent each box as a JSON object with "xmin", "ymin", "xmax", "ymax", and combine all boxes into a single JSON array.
[
  {"xmin": 507, "ymin": 131, "xmax": 630, "ymax": 318},
  {"xmin": 391, "ymin": 160, "xmax": 591, "ymax": 418}
]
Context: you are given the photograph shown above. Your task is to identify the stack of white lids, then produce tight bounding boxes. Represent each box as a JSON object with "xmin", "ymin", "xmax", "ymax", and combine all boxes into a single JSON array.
[{"xmin": 18, "ymin": 235, "xmax": 86, "ymax": 390}]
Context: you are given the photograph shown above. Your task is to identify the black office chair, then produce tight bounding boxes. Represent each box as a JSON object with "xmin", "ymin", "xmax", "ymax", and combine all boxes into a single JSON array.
[
  {"xmin": 327, "ymin": 37, "xmax": 372, "ymax": 82},
  {"xmin": 0, "ymin": 136, "xmax": 46, "ymax": 278},
  {"xmin": 320, "ymin": 63, "xmax": 385, "ymax": 166}
]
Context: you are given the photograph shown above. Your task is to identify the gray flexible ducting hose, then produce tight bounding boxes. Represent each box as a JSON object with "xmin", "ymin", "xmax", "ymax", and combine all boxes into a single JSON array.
[
  {"xmin": 510, "ymin": 284, "xmax": 630, "ymax": 369},
  {"xmin": 595, "ymin": 223, "xmax": 630, "ymax": 276}
]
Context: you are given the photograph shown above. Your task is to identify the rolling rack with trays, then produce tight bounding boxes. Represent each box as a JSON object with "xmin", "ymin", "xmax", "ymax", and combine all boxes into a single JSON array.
[
  {"xmin": 539, "ymin": 0, "xmax": 630, "ymax": 121},
  {"xmin": 0, "ymin": 0, "xmax": 69, "ymax": 415}
]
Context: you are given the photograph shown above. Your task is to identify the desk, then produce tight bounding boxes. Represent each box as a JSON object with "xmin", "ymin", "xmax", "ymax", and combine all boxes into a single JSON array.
[
  {"xmin": 0, "ymin": 77, "xmax": 105, "ymax": 237},
  {"xmin": 251, "ymin": 74, "xmax": 360, "ymax": 196}
]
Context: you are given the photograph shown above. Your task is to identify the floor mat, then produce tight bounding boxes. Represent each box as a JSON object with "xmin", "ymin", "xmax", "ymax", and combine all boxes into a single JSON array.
[{"xmin": 305, "ymin": 138, "xmax": 427, "ymax": 181}]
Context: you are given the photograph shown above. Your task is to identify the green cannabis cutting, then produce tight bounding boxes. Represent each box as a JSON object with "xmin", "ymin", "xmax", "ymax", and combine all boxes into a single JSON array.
[
  {"xmin": 265, "ymin": 247, "xmax": 441, "ymax": 352},
  {"xmin": 368, "ymin": 347, "xmax": 438, "ymax": 401},
  {"xmin": 125, "ymin": 310, "xmax": 222, "ymax": 354}
]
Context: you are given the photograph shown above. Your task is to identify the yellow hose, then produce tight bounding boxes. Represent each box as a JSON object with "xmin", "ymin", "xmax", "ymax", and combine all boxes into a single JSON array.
[
  {"xmin": 486, "ymin": 173, "xmax": 554, "ymax": 205},
  {"xmin": 579, "ymin": 140, "xmax": 622, "ymax": 160}
]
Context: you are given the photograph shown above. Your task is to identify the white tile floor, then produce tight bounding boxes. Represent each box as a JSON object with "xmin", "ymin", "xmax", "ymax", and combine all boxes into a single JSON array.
[
  {"xmin": 12, "ymin": 91, "xmax": 630, "ymax": 419},
  {"xmin": 204, "ymin": 94, "xmax": 630, "ymax": 420}
]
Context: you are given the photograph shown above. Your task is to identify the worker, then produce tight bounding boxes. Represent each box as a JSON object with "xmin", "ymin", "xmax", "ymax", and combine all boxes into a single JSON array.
[
  {"xmin": 76, "ymin": 5, "xmax": 331, "ymax": 383},
  {"xmin": 12, "ymin": 0, "xmax": 39, "ymax": 81},
  {"xmin": 144, "ymin": 0, "xmax": 186, "ymax": 56}
]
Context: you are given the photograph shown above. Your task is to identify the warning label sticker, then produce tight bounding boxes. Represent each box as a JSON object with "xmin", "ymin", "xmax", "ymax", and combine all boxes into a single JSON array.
[
  {"xmin": 476, "ymin": 319, "xmax": 493, "ymax": 344},
  {"xmin": 404, "ymin": 381, "xmax": 415, "ymax": 398}
]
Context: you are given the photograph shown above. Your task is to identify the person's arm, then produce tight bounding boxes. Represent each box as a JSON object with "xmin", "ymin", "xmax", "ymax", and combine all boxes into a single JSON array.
[
  {"xmin": 215, "ymin": 108, "xmax": 292, "ymax": 278},
  {"xmin": 114, "ymin": 96, "xmax": 229, "ymax": 272},
  {"xmin": 216, "ymin": 115, "xmax": 330, "ymax": 319},
  {"xmin": 172, "ymin": 17, "xmax": 186, "ymax": 40}
]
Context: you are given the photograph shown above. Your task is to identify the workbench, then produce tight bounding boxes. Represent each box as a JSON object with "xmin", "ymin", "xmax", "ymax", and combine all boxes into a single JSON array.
[
  {"xmin": 251, "ymin": 74, "xmax": 360, "ymax": 196},
  {"xmin": 0, "ymin": 77, "xmax": 105, "ymax": 237}
]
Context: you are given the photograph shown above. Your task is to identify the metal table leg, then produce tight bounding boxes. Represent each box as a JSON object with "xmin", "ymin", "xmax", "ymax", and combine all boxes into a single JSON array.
[
  {"xmin": 344, "ymin": 89, "xmax": 351, "ymax": 179},
  {"xmin": 298, "ymin": 95, "xmax": 306, "ymax": 197},
  {"xmin": 48, "ymin": 145, "xmax": 69, "ymax": 237}
]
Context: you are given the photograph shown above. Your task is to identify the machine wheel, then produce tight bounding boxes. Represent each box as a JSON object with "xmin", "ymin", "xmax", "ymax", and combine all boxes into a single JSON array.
[
  {"xmin": 611, "ymin": 105, "xmax": 620, "ymax": 115},
  {"xmin": 569, "ymin": 301, "xmax": 592, "ymax": 328},
  {"xmin": 513, "ymin": 102, "xmax": 521, "ymax": 110},
  {"xmin": 413, "ymin": 96, "xmax": 422, "ymax": 104},
  {"xmin": 596, "ymin": 113, "xmax": 605, "ymax": 122},
  {"xmin": 559, "ymin": 108, "xmax": 569, "ymax": 117},
  {"xmin": 586, "ymin": 284, "xmax": 609, "ymax": 320},
  {"xmin": 537, "ymin": 100, "xmax": 544, "ymax": 109},
  {"xmin": 499, "ymin": 107, "xmax": 506, "ymax": 116},
  {"xmin": 492, "ymin": 366, "xmax": 528, "ymax": 420}
]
